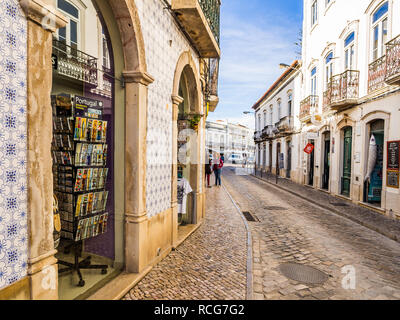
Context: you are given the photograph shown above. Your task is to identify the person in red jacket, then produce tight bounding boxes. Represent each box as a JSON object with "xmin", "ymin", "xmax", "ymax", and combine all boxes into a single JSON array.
[{"xmin": 213, "ymin": 157, "xmax": 224, "ymax": 187}]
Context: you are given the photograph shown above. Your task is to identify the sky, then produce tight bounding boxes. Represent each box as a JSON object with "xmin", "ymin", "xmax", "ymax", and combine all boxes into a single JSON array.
[{"xmin": 208, "ymin": 0, "xmax": 303, "ymax": 129}]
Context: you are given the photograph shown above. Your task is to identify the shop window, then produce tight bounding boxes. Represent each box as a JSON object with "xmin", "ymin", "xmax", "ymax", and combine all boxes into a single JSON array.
[{"xmin": 372, "ymin": 2, "xmax": 388, "ymax": 62}]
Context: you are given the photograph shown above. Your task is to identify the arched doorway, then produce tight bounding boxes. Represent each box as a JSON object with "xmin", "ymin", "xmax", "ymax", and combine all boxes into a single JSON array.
[
  {"xmin": 269, "ymin": 142, "xmax": 273, "ymax": 173},
  {"xmin": 286, "ymin": 140, "xmax": 292, "ymax": 179},
  {"xmin": 322, "ymin": 131, "xmax": 331, "ymax": 190},
  {"xmin": 341, "ymin": 126, "xmax": 353, "ymax": 196},
  {"xmin": 173, "ymin": 52, "xmax": 202, "ymax": 236},
  {"xmin": 308, "ymin": 140, "xmax": 315, "ymax": 186},
  {"xmin": 49, "ymin": 0, "xmax": 149, "ymax": 299},
  {"xmin": 364, "ymin": 119, "xmax": 384, "ymax": 206}
]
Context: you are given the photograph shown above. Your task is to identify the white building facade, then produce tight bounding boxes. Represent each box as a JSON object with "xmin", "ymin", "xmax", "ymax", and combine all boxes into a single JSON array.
[
  {"xmin": 298, "ymin": 0, "xmax": 400, "ymax": 219},
  {"xmin": 253, "ymin": 61, "xmax": 303, "ymax": 180},
  {"xmin": 206, "ymin": 120, "xmax": 256, "ymax": 160}
]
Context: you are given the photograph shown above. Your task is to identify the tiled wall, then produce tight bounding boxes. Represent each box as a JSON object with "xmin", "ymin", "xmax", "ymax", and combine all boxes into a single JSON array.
[
  {"xmin": 0, "ymin": 1, "xmax": 28, "ymax": 290},
  {"xmin": 136, "ymin": 0, "xmax": 201, "ymax": 217}
]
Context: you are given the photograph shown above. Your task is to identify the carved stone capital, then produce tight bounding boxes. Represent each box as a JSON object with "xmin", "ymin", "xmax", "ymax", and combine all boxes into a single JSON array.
[
  {"xmin": 20, "ymin": 0, "xmax": 67, "ymax": 32},
  {"xmin": 123, "ymin": 70, "xmax": 155, "ymax": 86},
  {"xmin": 171, "ymin": 95, "xmax": 184, "ymax": 106}
]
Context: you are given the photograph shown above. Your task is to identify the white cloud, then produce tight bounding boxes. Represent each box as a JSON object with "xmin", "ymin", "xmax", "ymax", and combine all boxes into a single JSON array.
[{"xmin": 214, "ymin": 3, "xmax": 302, "ymax": 122}]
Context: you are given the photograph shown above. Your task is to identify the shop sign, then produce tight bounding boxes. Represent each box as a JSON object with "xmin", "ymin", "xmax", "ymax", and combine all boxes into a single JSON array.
[
  {"xmin": 74, "ymin": 95, "xmax": 103, "ymax": 119},
  {"xmin": 307, "ymin": 132, "xmax": 318, "ymax": 140},
  {"xmin": 387, "ymin": 141, "xmax": 400, "ymax": 171},
  {"xmin": 387, "ymin": 170, "xmax": 400, "ymax": 189},
  {"xmin": 304, "ymin": 143, "xmax": 314, "ymax": 155},
  {"xmin": 387, "ymin": 141, "xmax": 400, "ymax": 189}
]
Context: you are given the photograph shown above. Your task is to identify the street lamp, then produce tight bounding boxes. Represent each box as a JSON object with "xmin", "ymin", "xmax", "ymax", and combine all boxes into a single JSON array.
[{"xmin": 243, "ymin": 111, "xmax": 254, "ymax": 115}]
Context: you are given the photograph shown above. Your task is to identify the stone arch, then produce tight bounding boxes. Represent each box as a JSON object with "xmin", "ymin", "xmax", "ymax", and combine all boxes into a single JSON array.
[
  {"xmin": 106, "ymin": 0, "xmax": 147, "ymax": 74},
  {"xmin": 360, "ymin": 111, "xmax": 390, "ymax": 207},
  {"xmin": 172, "ymin": 51, "xmax": 202, "ymax": 114}
]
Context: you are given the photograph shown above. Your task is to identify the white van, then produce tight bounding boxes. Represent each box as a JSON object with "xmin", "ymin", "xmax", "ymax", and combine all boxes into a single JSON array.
[{"xmin": 228, "ymin": 154, "xmax": 244, "ymax": 164}]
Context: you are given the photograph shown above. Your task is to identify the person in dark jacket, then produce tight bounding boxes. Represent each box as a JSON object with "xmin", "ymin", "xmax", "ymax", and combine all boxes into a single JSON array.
[{"xmin": 205, "ymin": 160, "xmax": 213, "ymax": 188}]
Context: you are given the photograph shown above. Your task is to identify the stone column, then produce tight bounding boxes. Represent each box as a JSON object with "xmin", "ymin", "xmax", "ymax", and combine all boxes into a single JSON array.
[
  {"xmin": 20, "ymin": 0, "xmax": 67, "ymax": 300},
  {"xmin": 171, "ymin": 95, "xmax": 184, "ymax": 246},
  {"xmin": 123, "ymin": 70, "xmax": 154, "ymax": 273}
]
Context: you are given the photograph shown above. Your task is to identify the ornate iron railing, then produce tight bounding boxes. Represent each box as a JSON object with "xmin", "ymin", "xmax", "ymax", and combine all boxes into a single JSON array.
[
  {"xmin": 385, "ymin": 34, "xmax": 400, "ymax": 83},
  {"xmin": 368, "ymin": 55, "xmax": 387, "ymax": 94},
  {"xmin": 330, "ymin": 70, "xmax": 359, "ymax": 104},
  {"xmin": 300, "ymin": 95, "xmax": 318, "ymax": 121},
  {"xmin": 322, "ymin": 88, "xmax": 331, "ymax": 113},
  {"xmin": 198, "ymin": 0, "xmax": 221, "ymax": 44},
  {"xmin": 277, "ymin": 116, "xmax": 294, "ymax": 132},
  {"xmin": 52, "ymin": 39, "xmax": 98, "ymax": 87}
]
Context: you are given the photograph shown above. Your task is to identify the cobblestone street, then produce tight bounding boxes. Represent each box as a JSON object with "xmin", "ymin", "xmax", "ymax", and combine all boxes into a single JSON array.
[
  {"xmin": 123, "ymin": 185, "xmax": 248, "ymax": 300},
  {"xmin": 224, "ymin": 166, "xmax": 400, "ymax": 300}
]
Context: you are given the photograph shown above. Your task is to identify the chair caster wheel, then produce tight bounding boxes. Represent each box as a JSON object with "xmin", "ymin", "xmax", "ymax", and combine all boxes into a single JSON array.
[
  {"xmin": 101, "ymin": 269, "xmax": 107, "ymax": 275},
  {"xmin": 78, "ymin": 280, "xmax": 85, "ymax": 287}
]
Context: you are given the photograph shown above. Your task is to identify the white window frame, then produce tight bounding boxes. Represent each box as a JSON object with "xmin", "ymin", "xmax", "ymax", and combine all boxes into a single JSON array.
[
  {"xmin": 57, "ymin": 0, "xmax": 80, "ymax": 50},
  {"xmin": 311, "ymin": 0, "xmax": 318, "ymax": 27},
  {"xmin": 287, "ymin": 92, "xmax": 293, "ymax": 117},
  {"xmin": 371, "ymin": 2, "xmax": 389, "ymax": 62},
  {"xmin": 325, "ymin": 52, "xmax": 334, "ymax": 89},
  {"xmin": 344, "ymin": 32, "xmax": 355, "ymax": 70},
  {"xmin": 311, "ymin": 67, "xmax": 318, "ymax": 96}
]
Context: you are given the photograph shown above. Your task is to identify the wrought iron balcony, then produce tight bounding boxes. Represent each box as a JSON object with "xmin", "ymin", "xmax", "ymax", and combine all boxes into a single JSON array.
[
  {"xmin": 385, "ymin": 34, "xmax": 400, "ymax": 86},
  {"xmin": 368, "ymin": 55, "xmax": 387, "ymax": 94},
  {"xmin": 300, "ymin": 95, "xmax": 318, "ymax": 123},
  {"xmin": 204, "ymin": 58, "xmax": 220, "ymax": 112},
  {"xmin": 52, "ymin": 39, "xmax": 98, "ymax": 87},
  {"xmin": 322, "ymin": 88, "xmax": 331, "ymax": 113},
  {"xmin": 172, "ymin": 0, "xmax": 221, "ymax": 58},
  {"xmin": 328, "ymin": 70, "xmax": 359, "ymax": 110},
  {"xmin": 253, "ymin": 131, "xmax": 262, "ymax": 143}
]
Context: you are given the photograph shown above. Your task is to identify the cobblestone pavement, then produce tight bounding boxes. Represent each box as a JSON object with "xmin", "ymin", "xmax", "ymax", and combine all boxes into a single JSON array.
[
  {"xmin": 224, "ymin": 166, "xmax": 400, "ymax": 300},
  {"xmin": 254, "ymin": 169, "xmax": 400, "ymax": 242},
  {"xmin": 123, "ymin": 186, "xmax": 248, "ymax": 300}
]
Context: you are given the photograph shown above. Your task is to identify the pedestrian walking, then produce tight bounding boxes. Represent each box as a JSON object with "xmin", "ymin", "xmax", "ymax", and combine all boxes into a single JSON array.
[
  {"xmin": 205, "ymin": 160, "xmax": 213, "ymax": 188},
  {"xmin": 213, "ymin": 156, "xmax": 224, "ymax": 187}
]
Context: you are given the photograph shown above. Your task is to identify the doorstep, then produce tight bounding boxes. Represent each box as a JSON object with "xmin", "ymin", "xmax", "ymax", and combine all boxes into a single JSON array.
[
  {"xmin": 86, "ymin": 267, "xmax": 153, "ymax": 300},
  {"xmin": 358, "ymin": 201, "xmax": 386, "ymax": 215}
]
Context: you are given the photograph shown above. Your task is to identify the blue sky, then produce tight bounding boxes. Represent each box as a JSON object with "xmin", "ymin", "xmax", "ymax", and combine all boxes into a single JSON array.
[{"xmin": 208, "ymin": 0, "xmax": 303, "ymax": 128}]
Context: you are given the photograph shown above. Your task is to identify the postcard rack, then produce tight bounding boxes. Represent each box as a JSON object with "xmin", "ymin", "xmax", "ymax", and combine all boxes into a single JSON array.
[{"xmin": 52, "ymin": 94, "xmax": 109, "ymax": 287}]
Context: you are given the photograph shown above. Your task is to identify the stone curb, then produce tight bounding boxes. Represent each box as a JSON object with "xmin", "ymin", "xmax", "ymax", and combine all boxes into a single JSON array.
[
  {"xmin": 251, "ymin": 174, "xmax": 400, "ymax": 244},
  {"xmin": 222, "ymin": 183, "xmax": 254, "ymax": 300}
]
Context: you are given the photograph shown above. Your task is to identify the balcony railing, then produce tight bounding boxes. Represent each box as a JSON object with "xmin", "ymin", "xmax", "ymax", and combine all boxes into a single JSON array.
[
  {"xmin": 368, "ymin": 55, "xmax": 387, "ymax": 94},
  {"xmin": 385, "ymin": 34, "xmax": 400, "ymax": 85},
  {"xmin": 198, "ymin": 0, "xmax": 220, "ymax": 44},
  {"xmin": 322, "ymin": 88, "xmax": 331, "ymax": 113},
  {"xmin": 52, "ymin": 39, "xmax": 98, "ymax": 87},
  {"xmin": 300, "ymin": 95, "xmax": 318, "ymax": 122},
  {"xmin": 329, "ymin": 70, "xmax": 359, "ymax": 108},
  {"xmin": 277, "ymin": 116, "xmax": 294, "ymax": 135}
]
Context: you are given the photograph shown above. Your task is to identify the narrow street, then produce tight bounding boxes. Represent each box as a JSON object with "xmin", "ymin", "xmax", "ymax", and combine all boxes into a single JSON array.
[
  {"xmin": 223, "ymin": 166, "xmax": 400, "ymax": 300},
  {"xmin": 122, "ymin": 165, "xmax": 400, "ymax": 301}
]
